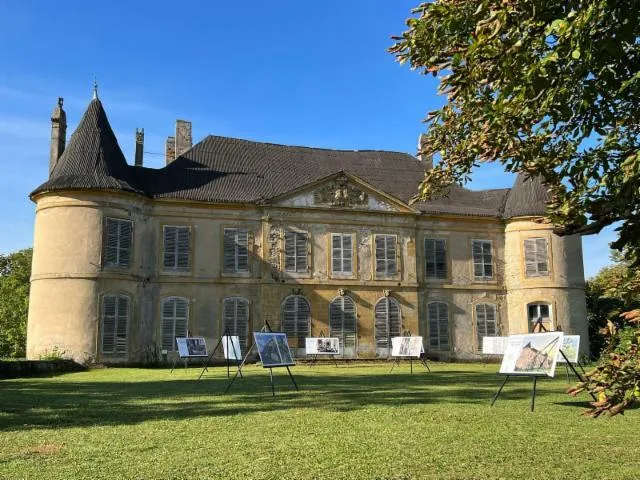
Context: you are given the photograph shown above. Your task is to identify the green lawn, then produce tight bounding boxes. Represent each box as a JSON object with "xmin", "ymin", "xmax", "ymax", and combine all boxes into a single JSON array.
[{"xmin": 0, "ymin": 363, "xmax": 637, "ymax": 480}]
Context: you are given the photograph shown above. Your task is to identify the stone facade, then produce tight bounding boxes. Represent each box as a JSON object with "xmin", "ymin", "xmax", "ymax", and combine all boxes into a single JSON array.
[{"xmin": 26, "ymin": 97, "xmax": 589, "ymax": 364}]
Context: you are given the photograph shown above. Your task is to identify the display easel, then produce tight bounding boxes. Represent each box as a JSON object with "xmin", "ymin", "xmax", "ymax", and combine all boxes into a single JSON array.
[
  {"xmin": 170, "ymin": 332, "xmax": 210, "ymax": 373},
  {"xmin": 197, "ymin": 329, "xmax": 244, "ymax": 380},
  {"xmin": 307, "ymin": 330, "xmax": 339, "ymax": 367},
  {"xmin": 490, "ymin": 321, "xmax": 596, "ymax": 411},
  {"xmin": 389, "ymin": 331, "xmax": 430, "ymax": 374},
  {"xmin": 224, "ymin": 320, "xmax": 299, "ymax": 397}
]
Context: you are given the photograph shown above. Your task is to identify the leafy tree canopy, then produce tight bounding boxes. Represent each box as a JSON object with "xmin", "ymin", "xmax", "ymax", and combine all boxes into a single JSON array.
[
  {"xmin": 390, "ymin": 0, "xmax": 640, "ymax": 261},
  {"xmin": 0, "ymin": 248, "xmax": 32, "ymax": 358}
]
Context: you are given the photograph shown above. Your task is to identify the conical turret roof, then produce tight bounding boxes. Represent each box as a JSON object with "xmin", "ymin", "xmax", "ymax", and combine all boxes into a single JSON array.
[
  {"xmin": 503, "ymin": 173, "xmax": 550, "ymax": 218},
  {"xmin": 31, "ymin": 98, "xmax": 143, "ymax": 196}
]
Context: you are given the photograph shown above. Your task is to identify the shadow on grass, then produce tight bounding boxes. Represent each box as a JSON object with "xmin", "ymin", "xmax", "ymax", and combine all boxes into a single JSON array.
[{"xmin": 0, "ymin": 367, "xmax": 564, "ymax": 432}]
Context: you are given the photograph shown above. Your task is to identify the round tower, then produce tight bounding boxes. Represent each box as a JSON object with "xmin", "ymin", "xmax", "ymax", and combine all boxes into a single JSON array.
[{"xmin": 503, "ymin": 175, "xmax": 589, "ymax": 354}]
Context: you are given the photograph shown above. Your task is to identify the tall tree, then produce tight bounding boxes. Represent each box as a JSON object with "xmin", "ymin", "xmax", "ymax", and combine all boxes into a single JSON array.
[
  {"xmin": 0, "ymin": 248, "xmax": 32, "ymax": 358},
  {"xmin": 390, "ymin": 0, "xmax": 640, "ymax": 261}
]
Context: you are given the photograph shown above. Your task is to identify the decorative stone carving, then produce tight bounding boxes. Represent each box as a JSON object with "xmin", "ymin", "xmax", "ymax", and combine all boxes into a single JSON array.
[
  {"xmin": 314, "ymin": 174, "xmax": 368, "ymax": 208},
  {"xmin": 268, "ymin": 226, "xmax": 281, "ymax": 279}
]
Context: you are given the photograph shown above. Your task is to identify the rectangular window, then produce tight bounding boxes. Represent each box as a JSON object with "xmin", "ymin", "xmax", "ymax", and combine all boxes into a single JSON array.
[
  {"xmin": 375, "ymin": 235, "xmax": 397, "ymax": 276},
  {"xmin": 163, "ymin": 226, "xmax": 191, "ymax": 271},
  {"xmin": 475, "ymin": 303, "xmax": 497, "ymax": 348},
  {"xmin": 284, "ymin": 230, "xmax": 308, "ymax": 273},
  {"xmin": 424, "ymin": 238, "xmax": 446, "ymax": 279},
  {"xmin": 524, "ymin": 238, "xmax": 549, "ymax": 277},
  {"xmin": 472, "ymin": 240, "xmax": 493, "ymax": 279},
  {"xmin": 101, "ymin": 294, "xmax": 129, "ymax": 354},
  {"xmin": 428, "ymin": 302, "xmax": 449, "ymax": 350},
  {"xmin": 161, "ymin": 297, "xmax": 189, "ymax": 351},
  {"xmin": 331, "ymin": 233, "xmax": 353, "ymax": 275},
  {"xmin": 223, "ymin": 228, "xmax": 249, "ymax": 273},
  {"xmin": 104, "ymin": 218, "xmax": 133, "ymax": 267}
]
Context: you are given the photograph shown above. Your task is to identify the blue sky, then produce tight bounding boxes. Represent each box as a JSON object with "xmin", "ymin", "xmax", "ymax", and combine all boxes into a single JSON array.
[{"xmin": 0, "ymin": 0, "xmax": 617, "ymax": 276}]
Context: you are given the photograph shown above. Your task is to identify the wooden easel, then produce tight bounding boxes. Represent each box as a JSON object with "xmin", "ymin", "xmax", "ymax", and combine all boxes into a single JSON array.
[
  {"xmin": 224, "ymin": 320, "xmax": 299, "ymax": 397},
  {"xmin": 197, "ymin": 329, "xmax": 244, "ymax": 380}
]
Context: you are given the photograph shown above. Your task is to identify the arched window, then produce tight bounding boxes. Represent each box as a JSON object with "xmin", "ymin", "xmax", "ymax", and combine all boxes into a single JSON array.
[
  {"xmin": 374, "ymin": 297, "xmax": 401, "ymax": 357},
  {"xmin": 427, "ymin": 301, "xmax": 449, "ymax": 350},
  {"xmin": 528, "ymin": 302, "xmax": 552, "ymax": 332},
  {"xmin": 282, "ymin": 295, "xmax": 311, "ymax": 352},
  {"xmin": 161, "ymin": 297, "xmax": 188, "ymax": 351},
  {"xmin": 329, "ymin": 296, "xmax": 357, "ymax": 358},
  {"xmin": 101, "ymin": 294, "xmax": 130, "ymax": 354},
  {"xmin": 223, "ymin": 297, "xmax": 250, "ymax": 353},
  {"xmin": 475, "ymin": 303, "xmax": 497, "ymax": 348}
]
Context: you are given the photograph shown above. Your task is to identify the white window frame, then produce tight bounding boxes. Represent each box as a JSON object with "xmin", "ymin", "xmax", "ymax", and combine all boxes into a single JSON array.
[
  {"xmin": 160, "ymin": 296, "xmax": 189, "ymax": 352},
  {"xmin": 427, "ymin": 301, "xmax": 450, "ymax": 351},
  {"xmin": 424, "ymin": 238, "xmax": 447, "ymax": 279},
  {"xmin": 223, "ymin": 227, "xmax": 249, "ymax": 274},
  {"xmin": 284, "ymin": 230, "xmax": 309, "ymax": 273},
  {"xmin": 472, "ymin": 239, "xmax": 493, "ymax": 280},
  {"xmin": 524, "ymin": 237, "xmax": 550, "ymax": 277},
  {"xmin": 331, "ymin": 233, "xmax": 354, "ymax": 276},
  {"xmin": 163, "ymin": 225, "xmax": 191, "ymax": 272},
  {"xmin": 101, "ymin": 294, "xmax": 130, "ymax": 354},
  {"xmin": 527, "ymin": 302, "xmax": 552, "ymax": 331},
  {"xmin": 475, "ymin": 303, "xmax": 498, "ymax": 349},
  {"xmin": 104, "ymin": 217, "xmax": 133, "ymax": 268},
  {"xmin": 374, "ymin": 234, "xmax": 398, "ymax": 277}
]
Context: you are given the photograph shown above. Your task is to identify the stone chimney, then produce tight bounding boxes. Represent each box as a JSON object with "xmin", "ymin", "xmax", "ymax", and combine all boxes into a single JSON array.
[
  {"xmin": 49, "ymin": 97, "xmax": 67, "ymax": 177},
  {"xmin": 418, "ymin": 133, "xmax": 433, "ymax": 170},
  {"xmin": 175, "ymin": 119, "xmax": 192, "ymax": 157},
  {"xmin": 134, "ymin": 128, "xmax": 144, "ymax": 167},
  {"xmin": 165, "ymin": 136, "xmax": 176, "ymax": 164}
]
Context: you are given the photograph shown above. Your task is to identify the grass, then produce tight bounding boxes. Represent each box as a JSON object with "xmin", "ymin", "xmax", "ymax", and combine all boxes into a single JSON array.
[{"xmin": 0, "ymin": 362, "xmax": 638, "ymax": 480}]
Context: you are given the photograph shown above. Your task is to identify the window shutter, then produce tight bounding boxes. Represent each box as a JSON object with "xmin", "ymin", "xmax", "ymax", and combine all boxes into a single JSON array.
[
  {"xmin": 435, "ymin": 239, "xmax": 446, "ymax": 278},
  {"xmin": 374, "ymin": 300, "xmax": 389, "ymax": 349},
  {"xmin": 438, "ymin": 303, "xmax": 449, "ymax": 350},
  {"xmin": 174, "ymin": 298, "xmax": 188, "ymax": 341},
  {"xmin": 282, "ymin": 296, "xmax": 297, "ymax": 340},
  {"xmin": 115, "ymin": 296, "xmax": 129, "ymax": 353},
  {"xmin": 330, "ymin": 296, "xmax": 357, "ymax": 353},
  {"xmin": 375, "ymin": 236, "xmax": 386, "ymax": 274},
  {"xmin": 282, "ymin": 296, "xmax": 310, "ymax": 349},
  {"xmin": 485, "ymin": 305, "xmax": 496, "ymax": 336},
  {"xmin": 284, "ymin": 231, "xmax": 296, "ymax": 271},
  {"xmin": 223, "ymin": 298, "xmax": 249, "ymax": 353},
  {"xmin": 102, "ymin": 295, "xmax": 117, "ymax": 353},
  {"xmin": 161, "ymin": 297, "xmax": 188, "ymax": 351},
  {"xmin": 105, "ymin": 219, "xmax": 119, "ymax": 266},
  {"xmin": 524, "ymin": 239, "xmax": 537, "ymax": 276},
  {"xmin": 223, "ymin": 229, "xmax": 237, "ymax": 272},
  {"xmin": 427, "ymin": 302, "xmax": 449, "ymax": 350},
  {"xmin": 236, "ymin": 229, "xmax": 249, "ymax": 271},
  {"xmin": 176, "ymin": 228, "xmax": 190, "ymax": 270},
  {"xmin": 535, "ymin": 238, "xmax": 548, "ymax": 274},
  {"xmin": 428, "ymin": 302, "xmax": 439, "ymax": 348},
  {"xmin": 387, "ymin": 237, "xmax": 397, "ymax": 275},
  {"xmin": 296, "ymin": 233, "xmax": 308, "ymax": 272},
  {"xmin": 119, "ymin": 221, "xmax": 132, "ymax": 267},
  {"xmin": 163, "ymin": 227, "xmax": 177, "ymax": 269}
]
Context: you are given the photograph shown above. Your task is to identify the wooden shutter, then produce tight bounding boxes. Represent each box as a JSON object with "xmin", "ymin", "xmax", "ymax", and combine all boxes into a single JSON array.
[
  {"xmin": 163, "ymin": 227, "xmax": 177, "ymax": 269},
  {"xmin": 374, "ymin": 298, "xmax": 401, "ymax": 354},
  {"xmin": 428, "ymin": 302, "xmax": 449, "ymax": 350},
  {"xmin": 475, "ymin": 303, "xmax": 496, "ymax": 347},
  {"xmin": 176, "ymin": 227, "xmax": 190, "ymax": 270},
  {"xmin": 101, "ymin": 295, "xmax": 117, "ymax": 353},
  {"xmin": 118, "ymin": 221, "xmax": 132, "ymax": 267},
  {"xmin": 296, "ymin": 233, "xmax": 308, "ymax": 272},
  {"xmin": 161, "ymin": 297, "xmax": 188, "ymax": 351},
  {"xmin": 535, "ymin": 238, "xmax": 548, "ymax": 274},
  {"xmin": 115, "ymin": 296, "xmax": 129, "ymax": 353},
  {"xmin": 282, "ymin": 296, "xmax": 310, "ymax": 349},
  {"xmin": 174, "ymin": 298, "xmax": 188, "ymax": 340},
  {"xmin": 236, "ymin": 229, "xmax": 249, "ymax": 271},
  {"xmin": 284, "ymin": 231, "xmax": 296, "ymax": 271},
  {"xmin": 223, "ymin": 229, "xmax": 237, "ymax": 272},
  {"xmin": 223, "ymin": 298, "xmax": 249, "ymax": 352},
  {"xmin": 375, "ymin": 236, "xmax": 386, "ymax": 274},
  {"xmin": 329, "ymin": 296, "xmax": 357, "ymax": 355},
  {"xmin": 105, "ymin": 219, "xmax": 119, "ymax": 266},
  {"xmin": 524, "ymin": 239, "xmax": 537, "ymax": 276}
]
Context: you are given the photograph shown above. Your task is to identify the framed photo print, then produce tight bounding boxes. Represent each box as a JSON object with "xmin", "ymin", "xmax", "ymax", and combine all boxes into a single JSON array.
[
  {"xmin": 391, "ymin": 336, "xmax": 423, "ymax": 357},
  {"xmin": 556, "ymin": 335, "xmax": 580, "ymax": 364},
  {"xmin": 499, "ymin": 332, "xmax": 563, "ymax": 377},
  {"xmin": 482, "ymin": 336, "xmax": 509, "ymax": 355},
  {"xmin": 305, "ymin": 337, "xmax": 340, "ymax": 355},
  {"xmin": 222, "ymin": 335, "xmax": 242, "ymax": 361},
  {"xmin": 176, "ymin": 337, "xmax": 208, "ymax": 358},
  {"xmin": 254, "ymin": 332, "xmax": 295, "ymax": 368}
]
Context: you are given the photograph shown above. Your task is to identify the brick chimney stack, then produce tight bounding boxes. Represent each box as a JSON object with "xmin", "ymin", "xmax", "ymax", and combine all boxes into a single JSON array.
[
  {"xmin": 49, "ymin": 97, "xmax": 67, "ymax": 177},
  {"xmin": 417, "ymin": 133, "xmax": 433, "ymax": 170},
  {"xmin": 175, "ymin": 119, "xmax": 192, "ymax": 157},
  {"xmin": 134, "ymin": 128, "xmax": 144, "ymax": 167}
]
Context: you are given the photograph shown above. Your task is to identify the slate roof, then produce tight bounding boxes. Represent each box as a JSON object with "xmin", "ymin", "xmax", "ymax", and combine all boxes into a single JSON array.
[
  {"xmin": 503, "ymin": 174, "xmax": 551, "ymax": 218},
  {"xmin": 32, "ymin": 99, "xmax": 548, "ymax": 219}
]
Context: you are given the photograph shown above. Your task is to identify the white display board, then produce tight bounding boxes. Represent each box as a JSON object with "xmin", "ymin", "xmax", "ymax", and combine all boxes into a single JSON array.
[
  {"xmin": 556, "ymin": 335, "xmax": 580, "ymax": 364},
  {"xmin": 305, "ymin": 337, "xmax": 340, "ymax": 355},
  {"xmin": 499, "ymin": 332, "xmax": 563, "ymax": 377},
  {"xmin": 175, "ymin": 337, "xmax": 208, "ymax": 358},
  {"xmin": 391, "ymin": 336, "xmax": 423, "ymax": 357},
  {"xmin": 222, "ymin": 335, "xmax": 242, "ymax": 361},
  {"xmin": 482, "ymin": 336, "xmax": 509, "ymax": 355},
  {"xmin": 254, "ymin": 332, "xmax": 295, "ymax": 368}
]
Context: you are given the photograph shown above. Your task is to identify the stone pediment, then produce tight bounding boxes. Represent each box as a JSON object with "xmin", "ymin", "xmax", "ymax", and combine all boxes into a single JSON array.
[{"xmin": 273, "ymin": 173, "xmax": 412, "ymax": 212}]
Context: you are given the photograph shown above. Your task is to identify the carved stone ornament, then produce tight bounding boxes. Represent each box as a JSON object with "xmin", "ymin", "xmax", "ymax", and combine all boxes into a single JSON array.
[
  {"xmin": 314, "ymin": 174, "xmax": 368, "ymax": 208},
  {"xmin": 338, "ymin": 288, "xmax": 346, "ymax": 296},
  {"xmin": 383, "ymin": 289, "xmax": 391, "ymax": 297}
]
